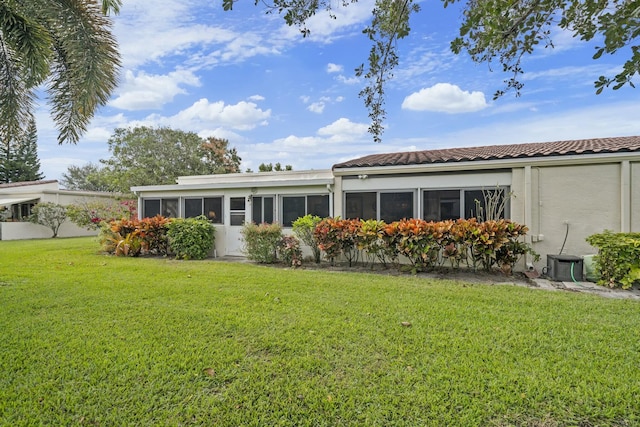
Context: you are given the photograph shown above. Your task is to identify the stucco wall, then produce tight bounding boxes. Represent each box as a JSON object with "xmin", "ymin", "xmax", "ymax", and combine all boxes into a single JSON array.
[
  {"xmin": 632, "ymin": 162, "xmax": 640, "ymax": 232},
  {"xmin": 0, "ymin": 221, "xmax": 97, "ymax": 240},
  {"xmin": 530, "ymin": 163, "xmax": 621, "ymax": 260}
]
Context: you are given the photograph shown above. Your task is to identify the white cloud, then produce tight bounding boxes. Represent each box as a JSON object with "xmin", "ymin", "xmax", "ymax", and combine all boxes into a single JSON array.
[
  {"xmin": 327, "ymin": 63, "xmax": 343, "ymax": 73},
  {"xmin": 198, "ymin": 127, "xmax": 245, "ymax": 142},
  {"xmin": 248, "ymin": 95, "xmax": 265, "ymax": 101},
  {"xmin": 317, "ymin": 118, "xmax": 369, "ymax": 137},
  {"xmin": 171, "ymin": 99, "xmax": 271, "ymax": 131},
  {"xmin": 402, "ymin": 83, "xmax": 488, "ymax": 113},
  {"xmin": 308, "ymin": 102, "xmax": 325, "ymax": 114},
  {"xmin": 111, "ymin": 70, "xmax": 201, "ymax": 110},
  {"xmin": 336, "ymin": 75, "xmax": 360, "ymax": 85}
]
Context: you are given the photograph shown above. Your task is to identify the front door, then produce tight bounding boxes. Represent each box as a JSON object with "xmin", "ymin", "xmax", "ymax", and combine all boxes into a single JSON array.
[{"xmin": 226, "ymin": 196, "xmax": 246, "ymax": 256}]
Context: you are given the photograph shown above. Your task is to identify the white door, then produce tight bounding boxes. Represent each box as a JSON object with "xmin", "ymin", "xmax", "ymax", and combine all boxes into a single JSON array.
[{"xmin": 225, "ymin": 196, "xmax": 246, "ymax": 256}]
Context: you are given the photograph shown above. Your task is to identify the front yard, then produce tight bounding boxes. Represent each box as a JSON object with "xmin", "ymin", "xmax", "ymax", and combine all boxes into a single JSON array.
[{"xmin": 0, "ymin": 237, "xmax": 638, "ymax": 426}]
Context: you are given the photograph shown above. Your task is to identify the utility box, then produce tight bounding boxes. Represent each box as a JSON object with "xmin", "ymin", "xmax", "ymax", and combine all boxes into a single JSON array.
[{"xmin": 546, "ymin": 255, "xmax": 584, "ymax": 282}]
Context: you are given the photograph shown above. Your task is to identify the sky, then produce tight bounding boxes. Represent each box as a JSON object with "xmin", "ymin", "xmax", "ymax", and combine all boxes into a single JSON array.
[{"xmin": 35, "ymin": 0, "xmax": 640, "ymax": 180}]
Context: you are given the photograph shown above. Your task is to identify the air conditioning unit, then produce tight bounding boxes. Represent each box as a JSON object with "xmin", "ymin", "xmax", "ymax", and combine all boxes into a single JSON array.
[{"xmin": 546, "ymin": 255, "xmax": 583, "ymax": 282}]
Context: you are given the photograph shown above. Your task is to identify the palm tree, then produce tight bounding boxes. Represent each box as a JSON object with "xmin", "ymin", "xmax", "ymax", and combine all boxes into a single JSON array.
[{"xmin": 0, "ymin": 0, "xmax": 121, "ymax": 147}]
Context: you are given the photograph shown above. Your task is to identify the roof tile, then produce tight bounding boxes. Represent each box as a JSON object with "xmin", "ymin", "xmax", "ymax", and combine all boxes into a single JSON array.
[{"xmin": 333, "ymin": 136, "xmax": 640, "ymax": 169}]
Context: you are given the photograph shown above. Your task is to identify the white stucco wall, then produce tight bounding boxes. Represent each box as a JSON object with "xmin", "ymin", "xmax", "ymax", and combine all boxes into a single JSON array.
[{"xmin": 0, "ymin": 221, "xmax": 98, "ymax": 240}]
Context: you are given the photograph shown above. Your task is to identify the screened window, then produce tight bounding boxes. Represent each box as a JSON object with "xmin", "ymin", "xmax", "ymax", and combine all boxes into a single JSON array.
[
  {"xmin": 345, "ymin": 192, "xmax": 376, "ymax": 220},
  {"xmin": 230, "ymin": 197, "xmax": 246, "ymax": 226},
  {"xmin": 345, "ymin": 191, "xmax": 413, "ymax": 222},
  {"xmin": 423, "ymin": 190, "xmax": 460, "ymax": 221},
  {"xmin": 423, "ymin": 188, "xmax": 509, "ymax": 221},
  {"xmin": 380, "ymin": 192, "xmax": 413, "ymax": 222},
  {"xmin": 143, "ymin": 199, "xmax": 160, "ymax": 218},
  {"xmin": 184, "ymin": 197, "xmax": 223, "ymax": 223},
  {"xmin": 142, "ymin": 198, "xmax": 178, "ymax": 218},
  {"xmin": 252, "ymin": 196, "xmax": 274, "ymax": 224},
  {"xmin": 204, "ymin": 198, "xmax": 222, "ymax": 223},
  {"xmin": 281, "ymin": 195, "xmax": 330, "ymax": 227}
]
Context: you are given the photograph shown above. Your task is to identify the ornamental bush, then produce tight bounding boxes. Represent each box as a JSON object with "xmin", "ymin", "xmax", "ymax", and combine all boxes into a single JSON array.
[
  {"xmin": 67, "ymin": 199, "xmax": 137, "ymax": 230},
  {"xmin": 166, "ymin": 216, "xmax": 216, "ymax": 260},
  {"xmin": 241, "ymin": 222, "xmax": 283, "ymax": 263},
  {"xmin": 99, "ymin": 215, "xmax": 171, "ymax": 256},
  {"xmin": 586, "ymin": 231, "xmax": 640, "ymax": 289},
  {"xmin": 28, "ymin": 202, "xmax": 68, "ymax": 238},
  {"xmin": 292, "ymin": 214, "xmax": 323, "ymax": 263},
  {"xmin": 314, "ymin": 217, "xmax": 536, "ymax": 274},
  {"xmin": 279, "ymin": 235, "xmax": 303, "ymax": 268}
]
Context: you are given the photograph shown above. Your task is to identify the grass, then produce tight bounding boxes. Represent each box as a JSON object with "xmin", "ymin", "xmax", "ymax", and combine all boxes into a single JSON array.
[{"xmin": 0, "ymin": 237, "xmax": 639, "ymax": 426}]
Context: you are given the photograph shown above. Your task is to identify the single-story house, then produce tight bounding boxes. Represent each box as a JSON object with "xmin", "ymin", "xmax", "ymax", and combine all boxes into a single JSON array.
[
  {"xmin": 0, "ymin": 180, "xmax": 118, "ymax": 240},
  {"xmin": 131, "ymin": 136, "xmax": 640, "ymax": 271}
]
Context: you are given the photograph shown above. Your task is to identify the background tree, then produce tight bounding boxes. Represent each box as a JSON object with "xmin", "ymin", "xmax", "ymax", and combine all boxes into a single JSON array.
[
  {"xmin": 100, "ymin": 126, "xmax": 242, "ymax": 193},
  {"xmin": 0, "ymin": 119, "xmax": 44, "ymax": 183},
  {"xmin": 60, "ymin": 163, "xmax": 112, "ymax": 192},
  {"xmin": 258, "ymin": 162, "xmax": 293, "ymax": 172},
  {"xmin": 201, "ymin": 137, "xmax": 242, "ymax": 174},
  {"xmin": 228, "ymin": 0, "xmax": 638, "ymax": 142},
  {"xmin": 0, "ymin": 0, "xmax": 121, "ymax": 149}
]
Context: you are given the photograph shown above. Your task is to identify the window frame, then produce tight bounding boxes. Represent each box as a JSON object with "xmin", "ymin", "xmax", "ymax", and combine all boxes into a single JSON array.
[
  {"xmin": 422, "ymin": 186, "xmax": 510, "ymax": 221},
  {"xmin": 183, "ymin": 196, "xmax": 223, "ymax": 223},
  {"xmin": 280, "ymin": 194, "xmax": 330, "ymax": 227},
  {"xmin": 344, "ymin": 190, "xmax": 415, "ymax": 222}
]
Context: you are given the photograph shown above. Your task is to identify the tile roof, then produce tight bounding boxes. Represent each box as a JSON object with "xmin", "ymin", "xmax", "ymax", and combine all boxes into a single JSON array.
[
  {"xmin": 0, "ymin": 179, "xmax": 57, "ymax": 189},
  {"xmin": 333, "ymin": 136, "xmax": 640, "ymax": 169}
]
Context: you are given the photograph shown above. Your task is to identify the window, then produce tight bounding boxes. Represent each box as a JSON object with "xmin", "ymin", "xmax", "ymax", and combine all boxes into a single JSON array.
[
  {"xmin": 281, "ymin": 195, "xmax": 330, "ymax": 227},
  {"xmin": 380, "ymin": 192, "xmax": 413, "ymax": 222},
  {"xmin": 184, "ymin": 197, "xmax": 223, "ymax": 223},
  {"xmin": 143, "ymin": 199, "xmax": 160, "ymax": 218},
  {"xmin": 142, "ymin": 198, "xmax": 178, "ymax": 218},
  {"xmin": 345, "ymin": 191, "xmax": 413, "ymax": 222},
  {"xmin": 464, "ymin": 189, "xmax": 507, "ymax": 221},
  {"xmin": 423, "ymin": 187, "xmax": 509, "ymax": 221},
  {"xmin": 345, "ymin": 192, "xmax": 376, "ymax": 219},
  {"xmin": 423, "ymin": 190, "xmax": 460, "ymax": 221},
  {"xmin": 204, "ymin": 198, "xmax": 222, "ymax": 223},
  {"xmin": 252, "ymin": 196, "xmax": 274, "ymax": 224},
  {"xmin": 230, "ymin": 197, "xmax": 246, "ymax": 226}
]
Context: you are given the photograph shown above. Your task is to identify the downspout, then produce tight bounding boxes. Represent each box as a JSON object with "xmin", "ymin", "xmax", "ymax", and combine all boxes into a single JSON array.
[{"xmin": 524, "ymin": 165, "xmax": 533, "ymax": 266}]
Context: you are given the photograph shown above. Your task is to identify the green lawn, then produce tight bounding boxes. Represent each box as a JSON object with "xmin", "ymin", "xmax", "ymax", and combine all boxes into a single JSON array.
[{"xmin": 1, "ymin": 237, "xmax": 638, "ymax": 426}]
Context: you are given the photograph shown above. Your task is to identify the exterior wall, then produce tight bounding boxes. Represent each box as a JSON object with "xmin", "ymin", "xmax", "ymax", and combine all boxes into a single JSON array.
[
  {"xmin": 529, "ymin": 163, "xmax": 621, "ymax": 264},
  {"xmin": 0, "ymin": 221, "xmax": 97, "ymax": 240},
  {"xmin": 136, "ymin": 183, "xmax": 333, "ymax": 257},
  {"xmin": 631, "ymin": 162, "xmax": 640, "ymax": 232},
  {"xmin": 0, "ymin": 183, "xmax": 121, "ymax": 240}
]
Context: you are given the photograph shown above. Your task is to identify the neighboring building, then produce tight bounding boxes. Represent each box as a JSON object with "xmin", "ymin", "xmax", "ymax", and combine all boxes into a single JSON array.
[
  {"xmin": 0, "ymin": 180, "xmax": 117, "ymax": 240},
  {"xmin": 132, "ymin": 136, "xmax": 640, "ymax": 270}
]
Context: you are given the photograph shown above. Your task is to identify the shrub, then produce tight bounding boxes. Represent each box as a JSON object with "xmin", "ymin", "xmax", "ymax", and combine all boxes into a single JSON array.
[
  {"xmin": 99, "ymin": 215, "xmax": 171, "ymax": 256},
  {"xmin": 28, "ymin": 202, "xmax": 68, "ymax": 238},
  {"xmin": 241, "ymin": 222, "xmax": 283, "ymax": 263},
  {"xmin": 586, "ymin": 231, "xmax": 640, "ymax": 289},
  {"xmin": 314, "ymin": 218, "xmax": 362, "ymax": 266},
  {"xmin": 357, "ymin": 219, "xmax": 392, "ymax": 267},
  {"xmin": 279, "ymin": 235, "xmax": 303, "ymax": 268},
  {"xmin": 315, "ymin": 216, "xmax": 535, "ymax": 274},
  {"xmin": 166, "ymin": 216, "xmax": 216, "ymax": 260},
  {"xmin": 292, "ymin": 214, "xmax": 323, "ymax": 263},
  {"xmin": 67, "ymin": 199, "xmax": 137, "ymax": 230}
]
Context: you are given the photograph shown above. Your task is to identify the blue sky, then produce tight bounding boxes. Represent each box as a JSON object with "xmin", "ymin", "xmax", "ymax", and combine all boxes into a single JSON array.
[{"xmin": 35, "ymin": 0, "xmax": 640, "ymax": 180}]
